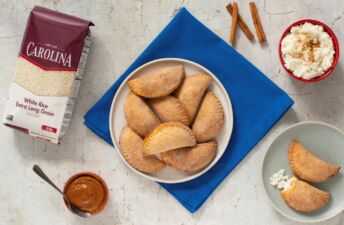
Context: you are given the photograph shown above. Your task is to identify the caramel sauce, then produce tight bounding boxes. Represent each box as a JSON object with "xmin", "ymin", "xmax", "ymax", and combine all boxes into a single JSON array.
[{"xmin": 65, "ymin": 175, "xmax": 105, "ymax": 214}]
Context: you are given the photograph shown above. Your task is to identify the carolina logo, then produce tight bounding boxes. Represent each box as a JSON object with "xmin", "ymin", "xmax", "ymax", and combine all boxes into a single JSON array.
[{"xmin": 26, "ymin": 42, "xmax": 72, "ymax": 67}]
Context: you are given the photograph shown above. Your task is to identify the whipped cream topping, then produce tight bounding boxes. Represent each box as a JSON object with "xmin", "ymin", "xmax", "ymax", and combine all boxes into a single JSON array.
[{"xmin": 270, "ymin": 169, "xmax": 293, "ymax": 190}]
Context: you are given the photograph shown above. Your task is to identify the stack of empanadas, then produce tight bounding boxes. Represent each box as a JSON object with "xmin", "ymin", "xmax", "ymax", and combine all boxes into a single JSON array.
[
  {"xmin": 278, "ymin": 140, "xmax": 340, "ymax": 212},
  {"xmin": 119, "ymin": 64, "xmax": 225, "ymax": 174}
]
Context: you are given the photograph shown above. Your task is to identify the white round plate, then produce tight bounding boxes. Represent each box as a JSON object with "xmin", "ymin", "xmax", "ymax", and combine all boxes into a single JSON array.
[
  {"xmin": 262, "ymin": 121, "xmax": 344, "ymax": 223},
  {"xmin": 109, "ymin": 58, "xmax": 233, "ymax": 183}
]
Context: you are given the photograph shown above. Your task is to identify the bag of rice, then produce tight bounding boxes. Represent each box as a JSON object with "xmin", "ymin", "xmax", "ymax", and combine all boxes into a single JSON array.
[{"xmin": 3, "ymin": 6, "xmax": 94, "ymax": 144}]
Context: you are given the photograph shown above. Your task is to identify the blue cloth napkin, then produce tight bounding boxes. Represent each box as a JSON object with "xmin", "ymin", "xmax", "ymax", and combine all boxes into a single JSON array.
[{"xmin": 84, "ymin": 8, "xmax": 293, "ymax": 213}]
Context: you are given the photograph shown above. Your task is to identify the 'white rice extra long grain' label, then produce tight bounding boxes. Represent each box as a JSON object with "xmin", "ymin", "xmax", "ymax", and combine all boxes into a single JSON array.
[{"xmin": 3, "ymin": 6, "xmax": 93, "ymax": 144}]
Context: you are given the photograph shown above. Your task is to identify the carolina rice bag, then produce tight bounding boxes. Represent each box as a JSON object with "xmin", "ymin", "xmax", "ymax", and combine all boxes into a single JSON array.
[{"xmin": 3, "ymin": 6, "xmax": 94, "ymax": 143}]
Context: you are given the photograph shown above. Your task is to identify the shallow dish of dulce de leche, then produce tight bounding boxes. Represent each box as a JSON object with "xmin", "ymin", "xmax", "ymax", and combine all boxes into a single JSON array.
[{"xmin": 109, "ymin": 58, "xmax": 234, "ymax": 183}]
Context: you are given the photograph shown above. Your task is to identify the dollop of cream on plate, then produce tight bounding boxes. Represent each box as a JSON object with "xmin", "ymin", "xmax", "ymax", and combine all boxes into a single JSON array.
[{"xmin": 270, "ymin": 169, "xmax": 293, "ymax": 190}]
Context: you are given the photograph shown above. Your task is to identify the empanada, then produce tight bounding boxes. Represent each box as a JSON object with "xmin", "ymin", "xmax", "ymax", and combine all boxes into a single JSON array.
[
  {"xmin": 124, "ymin": 92, "xmax": 160, "ymax": 137},
  {"xmin": 128, "ymin": 65, "xmax": 184, "ymax": 98},
  {"xmin": 192, "ymin": 91, "xmax": 224, "ymax": 142},
  {"xmin": 288, "ymin": 140, "xmax": 340, "ymax": 183},
  {"xmin": 143, "ymin": 122, "xmax": 196, "ymax": 155},
  {"xmin": 149, "ymin": 96, "xmax": 190, "ymax": 125},
  {"xmin": 161, "ymin": 141, "xmax": 217, "ymax": 173},
  {"xmin": 175, "ymin": 74, "xmax": 212, "ymax": 122},
  {"xmin": 280, "ymin": 177, "xmax": 330, "ymax": 212},
  {"xmin": 119, "ymin": 126, "xmax": 166, "ymax": 173}
]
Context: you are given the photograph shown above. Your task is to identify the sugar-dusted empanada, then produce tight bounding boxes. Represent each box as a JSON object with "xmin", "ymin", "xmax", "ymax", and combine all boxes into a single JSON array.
[
  {"xmin": 175, "ymin": 74, "xmax": 212, "ymax": 122},
  {"xmin": 143, "ymin": 122, "xmax": 196, "ymax": 155},
  {"xmin": 288, "ymin": 140, "xmax": 340, "ymax": 183},
  {"xmin": 192, "ymin": 91, "xmax": 224, "ymax": 142},
  {"xmin": 128, "ymin": 65, "xmax": 184, "ymax": 98},
  {"xmin": 149, "ymin": 96, "xmax": 190, "ymax": 125},
  {"xmin": 161, "ymin": 141, "xmax": 217, "ymax": 173},
  {"xmin": 124, "ymin": 92, "xmax": 160, "ymax": 137},
  {"xmin": 119, "ymin": 126, "xmax": 166, "ymax": 173},
  {"xmin": 280, "ymin": 177, "xmax": 330, "ymax": 212}
]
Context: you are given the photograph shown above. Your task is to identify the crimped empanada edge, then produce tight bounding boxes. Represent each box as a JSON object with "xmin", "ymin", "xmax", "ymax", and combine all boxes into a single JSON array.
[
  {"xmin": 185, "ymin": 73, "xmax": 213, "ymax": 82},
  {"xmin": 127, "ymin": 65, "xmax": 185, "ymax": 98},
  {"xmin": 207, "ymin": 91, "xmax": 225, "ymax": 128},
  {"xmin": 288, "ymin": 140, "xmax": 341, "ymax": 182},
  {"xmin": 280, "ymin": 179, "xmax": 331, "ymax": 212},
  {"xmin": 161, "ymin": 141, "xmax": 217, "ymax": 173},
  {"xmin": 171, "ymin": 97, "xmax": 191, "ymax": 125},
  {"xmin": 174, "ymin": 74, "xmax": 212, "ymax": 96},
  {"xmin": 193, "ymin": 91, "xmax": 225, "ymax": 142},
  {"xmin": 288, "ymin": 141, "xmax": 315, "ymax": 181},
  {"xmin": 150, "ymin": 96, "xmax": 190, "ymax": 125},
  {"xmin": 143, "ymin": 122, "xmax": 196, "ymax": 154},
  {"xmin": 124, "ymin": 92, "xmax": 160, "ymax": 137},
  {"xmin": 119, "ymin": 126, "xmax": 166, "ymax": 173}
]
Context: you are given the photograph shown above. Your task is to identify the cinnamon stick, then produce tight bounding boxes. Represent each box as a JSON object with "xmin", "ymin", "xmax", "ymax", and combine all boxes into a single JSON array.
[
  {"xmin": 249, "ymin": 1, "xmax": 266, "ymax": 43},
  {"xmin": 226, "ymin": 3, "xmax": 254, "ymax": 41},
  {"xmin": 229, "ymin": 2, "xmax": 239, "ymax": 45}
]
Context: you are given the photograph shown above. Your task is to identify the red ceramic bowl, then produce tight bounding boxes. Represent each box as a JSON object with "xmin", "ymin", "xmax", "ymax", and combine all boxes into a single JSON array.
[
  {"xmin": 63, "ymin": 172, "xmax": 109, "ymax": 216},
  {"xmin": 278, "ymin": 19, "xmax": 339, "ymax": 82}
]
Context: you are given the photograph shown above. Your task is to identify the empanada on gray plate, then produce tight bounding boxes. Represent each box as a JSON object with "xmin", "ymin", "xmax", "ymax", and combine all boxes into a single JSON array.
[
  {"xmin": 288, "ymin": 140, "xmax": 340, "ymax": 183},
  {"xmin": 280, "ymin": 177, "xmax": 330, "ymax": 212}
]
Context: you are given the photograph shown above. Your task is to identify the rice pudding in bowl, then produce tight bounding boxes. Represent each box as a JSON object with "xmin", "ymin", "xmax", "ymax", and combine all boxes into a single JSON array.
[{"xmin": 279, "ymin": 19, "xmax": 339, "ymax": 82}]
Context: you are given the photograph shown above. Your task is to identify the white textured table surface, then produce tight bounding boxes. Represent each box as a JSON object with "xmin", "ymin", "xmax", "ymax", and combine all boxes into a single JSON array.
[{"xmin": 1, "ymin": 0, "xmax": 344, "ymax": 224}]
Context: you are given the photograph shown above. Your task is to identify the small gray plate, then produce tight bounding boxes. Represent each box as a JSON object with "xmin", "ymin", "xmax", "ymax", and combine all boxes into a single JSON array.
[{"xmin": 262, "ymin": 121, "xmax": 344, "ymax": 223}]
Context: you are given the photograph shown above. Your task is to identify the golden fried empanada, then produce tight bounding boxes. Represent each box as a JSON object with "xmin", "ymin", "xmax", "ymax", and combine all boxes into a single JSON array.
[
  {"xmin": 192, "ymin": 91, "xmax": 224, "ymax": 142},
  {"xmin": 119, "ymin": 126, "xmax": 166, "ymax": 173},
  {"xmin": 280, "ymin": 177, "xmax": 330, "ymax": 212},
  {"xmin": 124, "ymin": 92, "xmax": 160, "ymax": 137},
  {"xmin": 161, "ymin": 141, "xmax": 217, "ymax": 173},
  {"xmin": 175, "ymin": 74, "xmax": 212, "ymax": 122},
  {"xmin": 288, "ymin": 140, "xmax": 340, "ymax": 183},
  {"xmin": 128, "ymin": 65, "xmax": 184, "ymax": 98},
  {"xmin": 143, "ymin": 122, "xmax": 196, "ymax": 155},
  {"xmin": 149, "ymin": 96, "xmax": 190, "ymax": 125}
]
